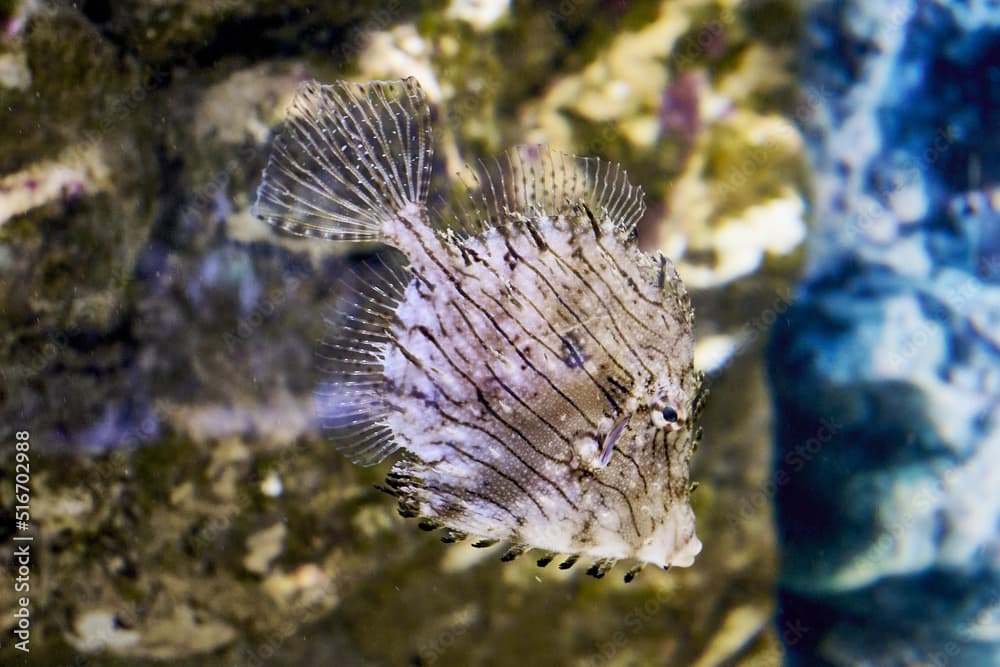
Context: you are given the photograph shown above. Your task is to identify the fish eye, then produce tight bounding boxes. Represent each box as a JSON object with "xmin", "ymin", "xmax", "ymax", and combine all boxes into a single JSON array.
[{"xmin": 651, "ymin": 403, "xmax": 683, "ymax": 430}]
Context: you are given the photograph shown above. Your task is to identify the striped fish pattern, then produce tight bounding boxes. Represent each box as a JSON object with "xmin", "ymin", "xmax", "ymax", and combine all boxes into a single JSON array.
[{"xmin": 255, "ymin": 78, "xmax": 705, "ymax": 581}]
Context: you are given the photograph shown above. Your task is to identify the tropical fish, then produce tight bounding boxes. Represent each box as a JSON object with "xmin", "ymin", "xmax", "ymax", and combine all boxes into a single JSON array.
[{"xmin": 254, "ymin": 77, "xmax": 705, "ymax": 581}]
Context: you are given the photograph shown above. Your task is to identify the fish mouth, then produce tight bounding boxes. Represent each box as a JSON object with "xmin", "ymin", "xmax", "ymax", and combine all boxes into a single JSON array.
[{"xmin": 597, "ymin": 415, "xmax": 631, "ymax": 467}]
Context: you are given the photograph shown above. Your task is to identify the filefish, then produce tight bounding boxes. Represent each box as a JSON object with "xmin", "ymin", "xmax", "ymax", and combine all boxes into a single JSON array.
[{"xmin": 255, "ymin": 77, "xmax": 706, "ymax": 581}]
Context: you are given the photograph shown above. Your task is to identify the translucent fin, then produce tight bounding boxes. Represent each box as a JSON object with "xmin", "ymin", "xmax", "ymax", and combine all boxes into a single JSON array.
[
  {"xmin": 447, "ymin": 144, "xmax": 645, "ymax": 238},
  {"xmin": 255, "ymin": 77, "xmax": 433, "ymax": 241},
  {"xmin": 314, "ymin": 252, "xmax": 410, "ymax": 466}
]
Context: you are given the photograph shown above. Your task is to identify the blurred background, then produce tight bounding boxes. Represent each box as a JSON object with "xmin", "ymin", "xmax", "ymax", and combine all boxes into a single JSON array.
[{"xmin": 0, "ymin": 0, "xmax": 996, "ymax": 665}]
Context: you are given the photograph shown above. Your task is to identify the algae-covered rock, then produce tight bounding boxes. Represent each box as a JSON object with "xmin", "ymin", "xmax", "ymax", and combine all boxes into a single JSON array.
[
  {"xmin": 769, "ymin": 0, "xmax": 1000, "ymax": 664},
  {"xmin": 0, "ymin": 1, "xmax": 805, "ymax": 664}
]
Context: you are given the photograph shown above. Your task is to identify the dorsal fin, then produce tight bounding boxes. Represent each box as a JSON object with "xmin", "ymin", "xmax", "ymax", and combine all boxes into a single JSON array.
[
  {"xmin": 445, "ymin": 145, "xmax": 645, "ymax": 238},
  {"xmin": 254, "ymin": 77, "xmax": 433, "ymax": 242}
]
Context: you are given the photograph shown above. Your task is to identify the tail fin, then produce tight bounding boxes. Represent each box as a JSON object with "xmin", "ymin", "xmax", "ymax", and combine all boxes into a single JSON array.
[{"xmin": 254, "ymin": 77, "xmax": 433, "ymax": 242}]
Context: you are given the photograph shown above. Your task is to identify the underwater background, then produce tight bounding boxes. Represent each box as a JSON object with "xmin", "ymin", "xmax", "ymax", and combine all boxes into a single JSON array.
[{"xmin": 0, "ymin": 0, "xmax": 996, "ymax": 665}]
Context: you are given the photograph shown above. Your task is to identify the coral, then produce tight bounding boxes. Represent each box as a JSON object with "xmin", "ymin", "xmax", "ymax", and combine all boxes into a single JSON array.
[
  {"xmin": 768, "ymin": 1, "xmax": 1000, "ymax": 664},
  {"xmin": 0, "ymin": 144, "xmax": 110, "ymax": 226},
  {"xmin": 520, "ymin": 0, "xmax": 806, "ymax": 289}
]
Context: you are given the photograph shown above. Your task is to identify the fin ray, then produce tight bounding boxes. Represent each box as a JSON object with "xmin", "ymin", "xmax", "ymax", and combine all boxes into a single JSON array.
[
  {"xmin": 255, "ymin": 78, "xmax": 432, "ymax": 241},
  {"xmin": 446, "ymin": 145, "xmax": 645, "ymax": 237},
  {"xmin": 314, "ymin": 253, "xmax": 410, "ymax": 466}
]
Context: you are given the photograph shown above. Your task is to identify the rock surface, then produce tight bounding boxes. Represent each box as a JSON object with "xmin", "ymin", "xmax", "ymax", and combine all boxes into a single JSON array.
[
  {"xmin": 769, "ymin": 1, "xmax": 1000, "ymax": 664},
  {"xmin": 1, "ymin": 1, "xmax": 805, "ymax": 664}
]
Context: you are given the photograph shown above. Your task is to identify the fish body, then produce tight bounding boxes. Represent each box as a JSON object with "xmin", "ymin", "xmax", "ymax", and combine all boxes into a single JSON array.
[{"xmin": 255, "ymin": 78, "xmax": 705, "ymax": 580}]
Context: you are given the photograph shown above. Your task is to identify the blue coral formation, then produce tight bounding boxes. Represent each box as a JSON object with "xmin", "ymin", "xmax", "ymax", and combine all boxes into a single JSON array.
[{"xmin": 768, "ymin": 1, "xmax": 1000, "ymax": 664}]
